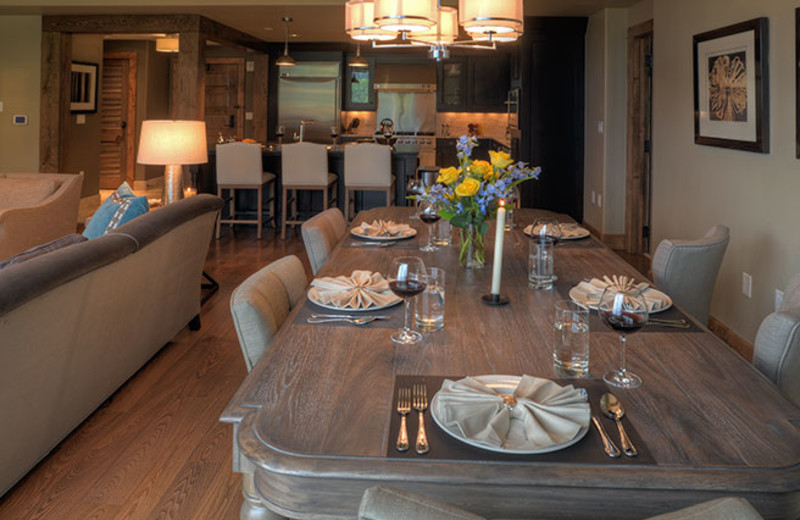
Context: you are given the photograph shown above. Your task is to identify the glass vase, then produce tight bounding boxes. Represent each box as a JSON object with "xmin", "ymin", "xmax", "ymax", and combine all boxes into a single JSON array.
[{"xmin": 459, "ymin": 224, "xmax": 486, "ymax": 269}]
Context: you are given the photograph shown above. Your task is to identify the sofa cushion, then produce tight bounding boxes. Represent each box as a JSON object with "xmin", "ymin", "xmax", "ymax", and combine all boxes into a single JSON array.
[
  {"xmin": 0, "ymin": 178, "xmax": 58, "ymax": 210},
  {"xmin": 0, "ymin": 234, "xmax": 87, "ymax": 271},
  {"xmin": 83, "ymin": 182, "xmax": 149, "ymax": 239}
]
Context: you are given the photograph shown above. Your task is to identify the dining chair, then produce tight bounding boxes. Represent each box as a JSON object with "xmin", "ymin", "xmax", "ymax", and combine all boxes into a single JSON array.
[
  {"xmin": 280, "ymin": 142, "xmax": 338, "ymax": 239},
  {"xmin": 344, "ymin": 143, "xmax": 394, "ymax": 221},
  {"xmin": 229, "ymin": 255, "xmax": 308, "ymax": 372},
  {"xmin": 357, "ymin": 487, "xmax": 763, "ymax": 520},
  {"xmin": 651, "ymin": 224, "xmax": 730, "ymax": 326},
  {"xmin": 215, "ymin": 142, "xmax": 276, "ymax": 240},
  {"xmin": 753, "ymin": 273, "xmax": 800, "ymax": 407},
  {"xmin": 301, "ymin": 207, "xmax": 347, "ymax": 275}
]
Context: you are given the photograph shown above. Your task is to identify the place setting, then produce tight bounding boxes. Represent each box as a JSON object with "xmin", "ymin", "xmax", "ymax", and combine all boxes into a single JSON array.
[
  {"xmin": 523, "ymin": 217, "xmax": 600, "ymax": 249},
  {"xmin": 346, "ymin": 219, "xmax": 419, "ymax": 249}
]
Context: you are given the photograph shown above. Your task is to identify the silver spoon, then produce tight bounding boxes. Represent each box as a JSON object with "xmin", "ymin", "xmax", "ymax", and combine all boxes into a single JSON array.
[
  {"xmin": 600, "ymin": 393, "xmax": 638, "ymax": 457},
  {"xmin": 306, "ymin": 316, "xmax": 381, "ymax": 326}
]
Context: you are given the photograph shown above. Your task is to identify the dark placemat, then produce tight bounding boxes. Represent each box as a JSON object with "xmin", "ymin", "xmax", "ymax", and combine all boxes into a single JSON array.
[
  {"xmin": 294, "ymin": 297, "xmax": 405, "ymax": 329},
  {"xmin": 553, "ymin": 282, "xmax": 702, "ymax": 333},
  {"xmin": 557, "ymin": 237, "xmax": 604, "ymax": 249},
  {"xmin": 344, "ymin": 234, "xmax": 421, "ymax": 250},
  {"xmin": 387, "ymin": 375, "xmax": 655, "ymax": 465}
]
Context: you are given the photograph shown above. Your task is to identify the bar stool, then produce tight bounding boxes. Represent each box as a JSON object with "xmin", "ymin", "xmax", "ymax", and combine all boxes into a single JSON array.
[
  {"xmin": 344, "ymin": 143, "xmax": 394, "ymax": 220},
  {"xmin": 215, "ymin": 142, "xmax": 276, "ymax": 240},
  {"xmin": 280, "ymin": 142, "xmax": 338, "ymax": 240}
]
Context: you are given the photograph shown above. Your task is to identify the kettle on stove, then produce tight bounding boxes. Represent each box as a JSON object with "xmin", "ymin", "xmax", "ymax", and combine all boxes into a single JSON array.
[{"xmin": 379, "ymin": 118, "xmax": 394, "ymax": 137}]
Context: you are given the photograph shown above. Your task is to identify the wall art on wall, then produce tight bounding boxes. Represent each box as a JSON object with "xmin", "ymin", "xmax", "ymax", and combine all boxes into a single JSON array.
[
  {"xmin": 693, "ymin": 18, "xmax": 768, "ymax": 153},
  {"xmin": 70, "ymin": 62, "xmax": 98, "ymax": 113}
]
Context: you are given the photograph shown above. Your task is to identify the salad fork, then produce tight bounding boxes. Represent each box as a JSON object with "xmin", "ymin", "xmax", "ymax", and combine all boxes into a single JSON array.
[
  {"xmin": 412, "ymin": 384, "xmax": 430, "ymax": 454},
  {"xmin": 396, "ymin": 388, "xmax": 411, "ymax": 452}
]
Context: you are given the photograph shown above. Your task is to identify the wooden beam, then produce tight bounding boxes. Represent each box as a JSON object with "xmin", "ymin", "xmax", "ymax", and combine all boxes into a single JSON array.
[
  {"xmin": 40, "ymin": 31, "xmax": 71, "ymax": 173},
  {"xmin": 253, "ymin": 54, "xmax": 269, "ymax": 144},
  {"xmin": 42, "ymin": 14, "xmax": 201, "ymax": 34},
  {"xmin": 199, "ymin": 17, "xmax": 271, "ymax": 53},
  {"xmin": 172, "ymin": 32, "xmax": 205, "ymax": 120}
]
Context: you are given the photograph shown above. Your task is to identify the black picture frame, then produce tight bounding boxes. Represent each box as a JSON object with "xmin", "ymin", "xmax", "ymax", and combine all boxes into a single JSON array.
[
  {"xmin": 693, "ymin": 18, "xmax": 768, "ymax": 153},
  {"xmin": 70, "ymin": 61, "xmax": 98, "ymax": 113}
]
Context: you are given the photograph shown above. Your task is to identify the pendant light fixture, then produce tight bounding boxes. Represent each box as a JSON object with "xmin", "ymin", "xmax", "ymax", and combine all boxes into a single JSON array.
[
  {"xmin": 459, "ymin": 0, "xmax": 523, "ymax": 41},
  {"xmin": 276, "ymin": 16, "xmax": 296, "ymax": 67},
  {"xmin": 374, "ymin": 0, "xmax": 438, "ymax": 33},
  {"xmin": 346, "ymin": 0, "xmax": 397, "ymax": 41},
  {"xmin": 155, "ymin": 34, "xmax": 179, "ymax": 53},
  {"xmin": 348, "ymin": 43, "xmax": 369, "ymax": 68}
]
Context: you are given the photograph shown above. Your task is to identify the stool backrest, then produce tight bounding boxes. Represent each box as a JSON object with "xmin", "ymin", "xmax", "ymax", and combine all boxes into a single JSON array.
[
  {"xmin": 282, "ymin": 142, "xmax": 329, "ymax": 185},
  {"xmin": 216, "ymin": 142, "xmax": 263, "ymax": 185},
  {"xmin": 345, "ymin": 143, "xmax": 392, "ymax": 187}
]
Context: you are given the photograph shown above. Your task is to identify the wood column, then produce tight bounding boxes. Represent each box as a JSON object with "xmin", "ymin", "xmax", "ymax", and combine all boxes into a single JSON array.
[
  {"xmin": 253, "ymin": 54, "xmax": 269, "ymax": 143},
  {"xmin": 172, "ymin": 31, "xmax": 205, "ymax": 120},
  {"xmin": 40, "ymin": 31, "xmax": 72, "ymax": 173}
]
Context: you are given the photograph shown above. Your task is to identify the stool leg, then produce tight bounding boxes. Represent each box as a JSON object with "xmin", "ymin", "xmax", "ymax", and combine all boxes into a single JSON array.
[
  {"xmin": 257, "ymin": 185, "xmax": 263, "ymax": 240},
  {"xmin": 345, "ymin": 188, "xmax": 350, "ymax": 221},
  {"xmin": 281, "ymin": 187, "xmax": 288, "ymax": 240},
  {"xmin": 323, "ymin": 186, "xmax": 328, "ymax": 211},
  {"xmin": 269, "ymin": 182, "xmax": 276, "ymax": 228},
  {"xmin": 216, "ymin": 187, "xmax": 223, "ymax": 239},
  {"xmin": 230, "ymin": 189, "xmax": 235, "ymax": 226}
]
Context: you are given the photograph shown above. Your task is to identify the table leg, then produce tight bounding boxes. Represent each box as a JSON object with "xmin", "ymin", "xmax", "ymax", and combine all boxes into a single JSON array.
[{"xmin": 240, "ymin": 473, "xmax": 288, "ymax": 520}]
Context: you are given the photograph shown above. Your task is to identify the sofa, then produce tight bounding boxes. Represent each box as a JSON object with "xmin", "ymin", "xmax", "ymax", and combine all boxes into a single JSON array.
[
  {"xmin": 0, "ymin": 194, "xmax": 223, "ymax": 497},
  {"xmin": 0, "ymin": 172, "xmax": 84, "ymax": 260}
]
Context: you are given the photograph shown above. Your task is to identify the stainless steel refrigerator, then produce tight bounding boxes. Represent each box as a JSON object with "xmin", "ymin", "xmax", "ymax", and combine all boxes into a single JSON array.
[{"xmin": 278, "ymin": 62, "xmax": 340, "ymax": 144}]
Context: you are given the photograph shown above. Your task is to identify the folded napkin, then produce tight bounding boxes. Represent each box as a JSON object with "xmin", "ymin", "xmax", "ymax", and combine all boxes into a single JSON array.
[
  {"xmin": 571, "ymin": 275, "xmax": 667, "ymax": 312},
  {"xmin": 355, "ymin": 220, "xmax": 412, "ymax": 238},
  {"xmin": 435, "ymin": 375, "xmax": 589, "ymax": 450},
  {"xmin": 527, "ymin": 222, "xmax": 587, "ymax": 239},
  {"xmin": 310, "ymin": 270, "xmax": 400, "ymax": 309}
]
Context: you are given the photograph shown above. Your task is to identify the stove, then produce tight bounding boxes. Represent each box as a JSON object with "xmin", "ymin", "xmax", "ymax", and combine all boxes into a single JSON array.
[{"xmin": 374, "ymin": 132, "xmax": 437, "ymax": 166}]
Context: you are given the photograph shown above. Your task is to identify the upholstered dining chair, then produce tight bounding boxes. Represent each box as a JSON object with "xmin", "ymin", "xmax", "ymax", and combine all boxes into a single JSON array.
[
  {"xmin": 215, "ymin": 142, "xmax": 276, "ymax": 240},
  {"xmin": 344, "ymin": 143, "xmax": 394, "ymax": 221},
  {"xmin": 753, "ymin": 273, "xmax": 800, "ymax": 407},
  {"xmin": 651, "ymin": 224, "xmax": 730, "ymax": 326},
  {"xmin": 357, "ymin": 486, "xmax": 763, "ymax": 520},
  {"xmin": 301, "ymin": 207, "xmax": 347, "ymax": 275},
  {"xmin": 281, "ymin": 142, "xmax": 338, "ymax": 239},
  {"xmin": 230, "ymin": 255, "xmax": 307, "ymax": 372}
]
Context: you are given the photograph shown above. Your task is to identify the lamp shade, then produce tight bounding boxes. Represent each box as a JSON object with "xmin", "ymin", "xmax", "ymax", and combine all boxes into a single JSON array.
[
  {"xmin": 137, "ymin": 120, "xmax": 208, "ymax": 166},
  {"xmin": 413, "ymin": 6, "xmax": 458, "ymax": 44},
  {"xmin": 374, "ymin": 0, "xmax": 437, "ymax": 33},
  {"xmin": 459, "ymin": 0, "xmax": 523, "ymax": 38},
  {"xmin": 155, "ymin": 37, "xmax": 179, "ymax": 53},
  {"xmin": 346, "ymin": 0, "xmax": 397, "ymax": 41}
]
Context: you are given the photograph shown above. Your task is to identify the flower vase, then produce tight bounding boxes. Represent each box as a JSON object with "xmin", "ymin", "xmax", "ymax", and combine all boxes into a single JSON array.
[{"xmin": 459, "ymin": 224, "xmax": 486, "ymax": 269}]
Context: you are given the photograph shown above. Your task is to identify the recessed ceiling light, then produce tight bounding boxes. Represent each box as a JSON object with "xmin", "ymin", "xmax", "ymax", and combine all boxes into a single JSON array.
[
  {"xmin": 291, "ymin": 33, "xmax": 299, "ymax": 38},
  {"xmin": 263, "ymin": 27, "xmax": 274, "ymax": 31}
]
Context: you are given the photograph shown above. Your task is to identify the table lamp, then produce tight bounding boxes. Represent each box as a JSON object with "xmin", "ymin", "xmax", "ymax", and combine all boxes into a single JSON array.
[{"xmin": 137, "ymin": 120, "xmax": 208, "ymax": 204}]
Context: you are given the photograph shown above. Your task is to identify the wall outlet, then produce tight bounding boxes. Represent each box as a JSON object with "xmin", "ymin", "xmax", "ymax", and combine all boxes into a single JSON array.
[
  {"xmin": 775, "ymin": 289, "xmax": 784, "ymax": 312},
  {"xmin": 76, "ymin": 114, "xmax": 86, "ymax": 125},
  {"xmin": 13, "ymin": 114, "xmax": 28, "ymax": 126},
  {"xmin": 742, "ymin": 272, "xmax": 752, "ymax": 298},
  {"xmin": 591, "ymin": 190, "xmax": 596, "ymax": 204},
  {"xmin": 597, "ymin": 194, "xmax": 602, "ymax": 208},
  {"xmin": 245, "ymin": 111, "xmax": 254, "ymax": 121},
  {"xmin": 0, "ymin": 101, "xmax": 4, "ymax": 112},
  {"xmin": 246, "ymin": 61, "xmax": 255, "ymax": 72}
]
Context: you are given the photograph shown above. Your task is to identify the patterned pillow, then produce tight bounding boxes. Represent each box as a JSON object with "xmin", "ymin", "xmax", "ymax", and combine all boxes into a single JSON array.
[
  {"xmin": 83, "ymin": 182, "xmax": 149, "ymax": 239},
  {"xmin": 0, "ymin": 233, "xmax": 87, "ymax": 270}
]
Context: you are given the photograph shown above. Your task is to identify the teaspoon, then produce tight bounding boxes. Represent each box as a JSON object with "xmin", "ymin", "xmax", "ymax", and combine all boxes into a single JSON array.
[{"xmin": 600, "ymin": 393, "xmax": 638, "ymax": 457}]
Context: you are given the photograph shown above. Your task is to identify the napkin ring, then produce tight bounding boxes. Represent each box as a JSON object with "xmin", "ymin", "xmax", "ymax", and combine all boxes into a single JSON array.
[{"xmin": 502, "ymin": 394, "xmax": 517, "ymax": 409}]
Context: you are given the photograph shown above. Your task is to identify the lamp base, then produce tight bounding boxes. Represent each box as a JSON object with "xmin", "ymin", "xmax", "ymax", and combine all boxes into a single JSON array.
[
  {"xmin": 481, "ymin": 293, "xmax": 509, "ymax": 306},
  {"xmin": 162, "ymin": 164, "xmax": 184, "ymax": 205}
]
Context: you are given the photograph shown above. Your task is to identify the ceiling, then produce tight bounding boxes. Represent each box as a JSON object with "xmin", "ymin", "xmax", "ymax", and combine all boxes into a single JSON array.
[{"xmin": 0, "ymin": 0, "xmax": 641, "ymax": 42}]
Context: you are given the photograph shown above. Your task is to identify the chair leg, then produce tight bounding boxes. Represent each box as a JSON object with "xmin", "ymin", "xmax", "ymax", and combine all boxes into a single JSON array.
[
  {"xmin": 345, "ymin": 188, "xmax": 351, "ymax": 222},
  {"xmin": 291, "ymin": 190, "xmax": 297, "ymax": 230},
  {"xmin": 323, "ymin": 187, "xmax": 328, "ymax": 211},
  {"xmin": 386, "ymin": 188, "xmax": 391, "ymax": 208},
  {"xmin": 229, "ymin": 189, "xmax": 235, "ymax": 225},
  {"xmin": 281, "ymin": 187, "xmax": 288, "ymax": 240},
  {"xmin": 269, "ymin": 182, "xmax": 276, "ymax": 229},
  {"xmin": 216, "ymin": 187, "xmax": 223, "ymax": 239},
  {"xmin": 257, "ymin": 185, "xmax": 263, "ymax": 240}
]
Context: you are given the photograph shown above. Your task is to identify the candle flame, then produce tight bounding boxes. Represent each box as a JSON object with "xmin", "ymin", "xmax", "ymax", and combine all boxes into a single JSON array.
[{"xmin": 499, "ymin": 198, "xmax": 506, "ymax": 207}]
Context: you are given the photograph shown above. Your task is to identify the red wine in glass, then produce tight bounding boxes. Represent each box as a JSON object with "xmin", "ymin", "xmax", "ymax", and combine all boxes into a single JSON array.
[
  {"xmin": 419, "ymin": 213, "xmax": 441, "ymax": 224},
  {"xmin": 419, "ymin": 203, "xmax": 441, "ymax": 252},
  {"xmin": 389, "ymin": 279, "xmax": 427, "ymax": 299},
  {"xmin": 388, "ymin": 257, "xmax": 427, "ymax": 345},
  {"xmin": 599, "ymin": 288, "xmax": 649, "ymax": 389}
]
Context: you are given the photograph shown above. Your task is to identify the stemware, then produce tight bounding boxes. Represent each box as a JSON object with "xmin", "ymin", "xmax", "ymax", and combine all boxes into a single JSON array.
[
  {"xmin": 387, "ymin": 257, "xmax": 427, "ymax": 345},
  {"xmin": 330, "ymin": 126, "xmax": 339, "ymax": 146},
  {"xmin": 598, "ymin": 286, "xmax": 649, "ymax": 389},
  {"xmin": 418, "ymin": 200, "xmax": 441, "ymax": 252},
  {"xmin": 532, "ymin": 216, "xmax": 562, "ymax": 244},
  {"xmin": 275, "ymin": 125, "xmax": 286, "ymax": 145}
]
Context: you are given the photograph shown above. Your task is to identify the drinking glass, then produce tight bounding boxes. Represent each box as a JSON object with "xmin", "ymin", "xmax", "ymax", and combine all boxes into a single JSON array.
[
  {"xmin": 598, "ymin": 287, "xmax": 649, "ymax": 388},
  {"xmin": 532, "ymin": 216, "xmax": 562, "ymax": 244},
  {"xmin": 330, "ymin": 126, "xmax": 339, "ymax": 145},
  {"xmin": 553, "ymin": 301, "xmax": 590, "ymax": 377},
  {"xmin": 419, "ymin": 200, "xmax": 441, "ymax": 252},
  {"xmin": 415, "ymin": 267, "xmax": 445, "ymax": 331},
  {"xmin": 505, "ymin": 186, "xmax": 521, "ymax": 230},
  {"xmin": 275, "ymin": 125, "xmax": 285, "ymax": 145},
  {"xmin": 528, "ymin": 237, "xmax": 555, "ymax": 289},
  {"xmin": 434, "ymin": 219, "xmax": 452, "ymax": 246},
  {"xmin": 387, "ymin": 257, "xmax": 427, "ymax": 344}
]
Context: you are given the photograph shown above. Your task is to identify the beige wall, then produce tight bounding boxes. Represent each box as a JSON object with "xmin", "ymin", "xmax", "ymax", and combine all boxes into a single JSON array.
[
  {"xmin": 584, "ymin": 10, "xmax": 606, "ymax": 232},
  {"xmin": 628, "ymin": 0, "xmax": 654, "ymax": 27},
  {"xmin": 0, "ymin": 16, "xmax": 41, "ymax": 172},
  {"xmin": 652, "ymin": 0, "xmax": 800, "ymax": 341}
]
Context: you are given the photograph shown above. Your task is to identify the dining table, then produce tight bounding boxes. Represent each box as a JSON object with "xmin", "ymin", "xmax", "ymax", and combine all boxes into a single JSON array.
[{"xmin": 220, "ymin": 207, "xmax": 800, "ymax": 520}]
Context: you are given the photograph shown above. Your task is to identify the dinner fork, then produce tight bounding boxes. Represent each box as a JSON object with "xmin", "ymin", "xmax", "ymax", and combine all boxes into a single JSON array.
[
  {"xmin": 396, "ymin": 388, "xmax": 411, "ymax": 452},
  {"xmin": 412, "ymin": 384, "xmax": 430, "ymax": 455}
]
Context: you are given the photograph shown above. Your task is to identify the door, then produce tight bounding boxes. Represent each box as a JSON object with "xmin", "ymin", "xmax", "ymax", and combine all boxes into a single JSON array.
[
  {"xmin": 204, "ymin": 58, "xmax": 245, "ymax": 147},
  {"xmin": 100, "ymin": 52, "xmax": 137, "ymax": 189}
]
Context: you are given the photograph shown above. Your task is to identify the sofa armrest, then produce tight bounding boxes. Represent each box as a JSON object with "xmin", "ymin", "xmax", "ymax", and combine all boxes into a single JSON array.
[{"xmin": 358, "ymin": 486, "xmax": 486, "ymax": 520}]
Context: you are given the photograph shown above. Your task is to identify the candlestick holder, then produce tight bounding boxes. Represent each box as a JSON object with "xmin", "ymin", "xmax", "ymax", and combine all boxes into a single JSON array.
[{"xmin": 481, "ymin": 293, "xmax": 509, "ymax": 306}]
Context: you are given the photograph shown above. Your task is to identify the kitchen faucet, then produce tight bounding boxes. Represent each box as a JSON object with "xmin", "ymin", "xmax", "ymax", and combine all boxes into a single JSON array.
[{"xmin": 294, "ymin": 120, "xmax": 314, "ymax": 142}]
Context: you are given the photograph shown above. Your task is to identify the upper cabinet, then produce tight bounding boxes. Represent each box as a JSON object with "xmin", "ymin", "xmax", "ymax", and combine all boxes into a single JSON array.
[
  {"xmin": 344, "ymin": 56, "xmax": 376, "ymax": 111},
  {"xmin": 436, "ymin": 53, "xmax": 510, "ymax": 112},
  {"xmin": 437, "ymin": 57, "xmax": 468, "ymax": 112}
]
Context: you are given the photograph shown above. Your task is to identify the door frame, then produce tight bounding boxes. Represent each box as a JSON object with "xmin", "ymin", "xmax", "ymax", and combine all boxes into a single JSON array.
[
  {"xmin": 625, "ymin": 20, "xmax": 654, "ymax": 254},
  {"xmin": 102, "ymin": 51, "xmax": 137, "ymax": 187}
]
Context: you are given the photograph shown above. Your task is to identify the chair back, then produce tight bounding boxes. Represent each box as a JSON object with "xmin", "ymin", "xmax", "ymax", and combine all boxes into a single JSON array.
[
  {"xmin": 754, "ymin": 274, "xmax": 800, "ymax": 406},
  {"xmin": 301, "ymin": 208, "xmax": 347, "ymax": 275},
  {"xmin": 282, "ymin": 142, "xmax": 329, "ymax": 185},
  {"xmin": 216, "ymin": 142, "xmax": 263, "ymax": 185},
  {"xmin": 230, "ymin": 255, "xmax": 308, "ymax": 371},
  {"xmin": 651, "ymin": 224, "xmax": 729, "ymax": 326},
  {"xmin": 345, "ymin": 143, "xmax": 392, "ymax": 187}
]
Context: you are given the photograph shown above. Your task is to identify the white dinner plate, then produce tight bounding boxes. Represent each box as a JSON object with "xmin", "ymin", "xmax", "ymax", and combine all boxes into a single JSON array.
[
  {"xmin": 350, "ymin": 227, "xmax": 417, "ymax": 241},
  {"xmin": 523, "ymin": 223, "xmax": 591, "ymax": 240},
  {"xmin": 430, "ymin": 375, "xmax": 590, "ymax": 455},
  {"xmin": 568, "ymin": 284, "xmax": 673, "ymax": 314},
  {"xmin": 307, "ymin": 287, "xmax": 402, "ymax": 312}
]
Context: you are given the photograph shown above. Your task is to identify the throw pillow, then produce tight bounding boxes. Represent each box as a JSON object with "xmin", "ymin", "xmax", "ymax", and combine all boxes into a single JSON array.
[
  {"xmin": 0, "ymin": 233, "xmax": 87, "ymax": 270},
  {"xmin": 83, "ymin": 182, "xmax": 149, "ymax": 239}
]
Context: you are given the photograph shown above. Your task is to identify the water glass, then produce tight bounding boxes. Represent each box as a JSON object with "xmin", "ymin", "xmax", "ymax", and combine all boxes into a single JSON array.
[
  {"xmin": 529, "ymin": 237, "xmax": 555, "ymax": 289},
  {"xmin": 415, "ymin": 267, "xmax": 445, "ymax": 331},
  {"xmin": 553, "ymin": 301, "xmax": 590, "ymax": 377},
  {"xmin": 434, "ymin": 219, "xmax": 452, "ymax": 246}
]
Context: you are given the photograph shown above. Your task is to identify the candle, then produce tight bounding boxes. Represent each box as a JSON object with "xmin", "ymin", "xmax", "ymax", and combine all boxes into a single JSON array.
[
  {"xmin": 183, "ymin": 187, "xmax": 196, "ymax": 198},
  {"xmin": 491, "ymin": 200, "xmax": 507, "ymax": 295}
]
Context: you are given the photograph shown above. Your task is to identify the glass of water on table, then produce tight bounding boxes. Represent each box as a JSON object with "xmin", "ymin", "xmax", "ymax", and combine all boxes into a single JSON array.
[
  {"xmin": 553, "ymin": 300, "xmax": 590, "ymax": 377},
  {"xmin": 415, "ymin": 267, "xmax": 445, "ymax": 332}
]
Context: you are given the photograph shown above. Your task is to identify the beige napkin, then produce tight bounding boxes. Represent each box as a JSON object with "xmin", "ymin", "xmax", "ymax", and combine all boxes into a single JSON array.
[
  {"xmin": 310, "ymin": 270, "xmax": 400, "ymax": 309},
  {"xmin": 355, "ymin": 220, "xmax": 412, "ymax": 238},
  {"xmin": 571, "ymin": 275, "xmax": 668, "ymax": 312},
  {"xmin": 526, "ymin": 222, "xmax": 587, "ymax": 239},
  {"xmin": 435, "ymin": 375, "xmax": 590, "ymax": 450}
]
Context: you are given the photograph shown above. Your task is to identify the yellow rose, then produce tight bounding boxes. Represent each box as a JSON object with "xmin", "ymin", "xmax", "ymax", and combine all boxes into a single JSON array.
[
  {"xmin": 437, "ymin": 166, "xmax": 461, "ymax": 185},
  {"xmin": 454, "ymin": 177, "xmax": 481, "ymax": 197},
  {"xmin": 489, "ymin": 150, "xmax": 514, "ymax": 170},
  {"xmin": 469, "ymin": 160, "xmax": 493, "ymax": 180}
]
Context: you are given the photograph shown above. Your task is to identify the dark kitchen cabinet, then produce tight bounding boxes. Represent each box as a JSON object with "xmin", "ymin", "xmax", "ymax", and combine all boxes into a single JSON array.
[
  {"xmin": 436, "ymin": 53, "xmax": 510, "ymax": 113},
  {"xmin": 436, "ymin": 57, "xmax": 468, "ymax": 112}
]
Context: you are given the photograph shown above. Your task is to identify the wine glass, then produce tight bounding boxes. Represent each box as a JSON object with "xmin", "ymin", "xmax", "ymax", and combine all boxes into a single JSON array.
[
  {"xmin": 387, "ymin": 257, "xmax": 427, "ymax": 345},
  {"xmin": 418, "ymin": 200, "xmax": 441, "ymax": 252},
  {"xmin": 532, "ymin": 216, "xmax": 562, "ymax": 244},
  {"xmin": 505, "ymin": 186, "xmax": 521, "ymax": 230},
  {"xmin": 275, "ymin": 125, "xmax": 285, "ymax": 145},
  {"xmin": 330, "ymin": 126, "xmax": 339, "ymax": 146},
  {"xmin": 598, "ymin": 286, "xmax": 649, "ymax": 389}
]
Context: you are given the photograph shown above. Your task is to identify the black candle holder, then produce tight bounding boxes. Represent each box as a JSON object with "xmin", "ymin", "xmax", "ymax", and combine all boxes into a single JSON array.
[{"xmin": 481, "ymin": 293, "xmax": 509, "ymax": 306}]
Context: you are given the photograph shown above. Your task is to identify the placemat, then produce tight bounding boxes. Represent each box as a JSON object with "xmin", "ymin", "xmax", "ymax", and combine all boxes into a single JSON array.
[
  {"xmin": 387, "ymin": 375, "xmax": 654, "ymax": 465},
  {"xmin": 344, "ymin": 235, "xmax": 421, "ymax": 250},
  {"xmin": 294, "ymin": 297, "xmax": 405, "ymax": 329}
]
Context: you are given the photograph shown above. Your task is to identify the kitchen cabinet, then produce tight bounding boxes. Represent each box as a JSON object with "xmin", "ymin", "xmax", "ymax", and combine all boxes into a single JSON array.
[
  {"xmin": 343, "ymin": 56, "xmax": 376, "ymax": 111},
  {"xmin": 436, "ymin": 57, "xmax": 468, "ymax": 112},
  {"xmin": 436, "ymin": 138, "xmax": 510, "ymax": 168},
  {"xmin": 436, "ymin": 54, "xmax": 510, "ymax": 113}
]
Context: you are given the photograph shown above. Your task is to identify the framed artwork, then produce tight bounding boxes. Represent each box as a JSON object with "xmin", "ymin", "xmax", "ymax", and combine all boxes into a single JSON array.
[
  {"xmin": 70, "ymin": 62, "xmax": 98, "ymax": 113},
  {"xmin": 693, "ymin": 18, "xmax": 768, "ymax": 153}
]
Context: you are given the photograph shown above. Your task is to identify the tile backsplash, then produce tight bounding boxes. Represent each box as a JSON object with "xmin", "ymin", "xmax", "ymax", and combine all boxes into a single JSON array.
[{"xmin": 342, "ymin": 110, "xmax": 510, "ymax": 144}]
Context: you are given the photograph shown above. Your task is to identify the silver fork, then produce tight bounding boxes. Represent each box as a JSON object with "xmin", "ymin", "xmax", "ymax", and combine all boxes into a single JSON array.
[
  {"xmin": 396, "ymin": 388, "xmax": 411, "ymax": 452},
  {"xmin": 412, "ymin": 384, "xmax": 430, "ymax": 454}
]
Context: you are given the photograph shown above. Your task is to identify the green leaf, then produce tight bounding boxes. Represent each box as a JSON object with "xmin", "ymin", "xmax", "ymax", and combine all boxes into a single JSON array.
[
  {"xmin": 451, "ymin": 213, "xmax": 469, "ymax": 229},
  {"xmin": 478, "ymin": 221, "xmax": 489, "ymax": 235}
]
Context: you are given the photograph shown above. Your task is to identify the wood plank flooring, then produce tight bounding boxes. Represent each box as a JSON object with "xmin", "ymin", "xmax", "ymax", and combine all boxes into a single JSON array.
[{"xmin": 0, "ymin": 226, "xmax": 311, "ymax": 520}]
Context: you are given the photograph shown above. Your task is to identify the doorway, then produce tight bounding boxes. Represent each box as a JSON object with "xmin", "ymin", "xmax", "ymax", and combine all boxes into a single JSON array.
[
  {"xmin": 100, "ymin": 51, "xmax": 137, "ymax": 189},
  {"xmin": 625, "ymin": 20, "xmax": 654, "ymax": 255},
  {"xmin": 204, "ymin": 57, "xmax": 245, "ymax": 147}
]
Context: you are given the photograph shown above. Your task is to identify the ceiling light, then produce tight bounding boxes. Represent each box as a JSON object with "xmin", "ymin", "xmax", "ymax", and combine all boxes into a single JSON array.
[
  {"xmin": 346, "ymin": 0, "xmax": 397, "ymax": 41},
  {"xmin": 155, "ymin": 36, "xmax": 179, "ymax": 53},
  {"xmin": 459, "ymin": 0, "xmax": 523, "ymax": 41},
  {"xmin": 348, "ymin": 43, "xmax": 369, "ymax": 68},
  {"xmin": 413, "ymin": 6, "xmax": 458, "ymax": 45},
  {"xmin": 276, "ymin": 16, "xmax": 296, "ymax": 67},
  {"xmin": 374, "ymin": 0, "xmax": 438, "ymax": 33}
]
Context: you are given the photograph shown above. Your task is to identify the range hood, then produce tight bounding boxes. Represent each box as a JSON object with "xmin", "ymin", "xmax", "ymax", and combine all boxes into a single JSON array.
[{"xmin": 375, "ymin": 83, "xmax": 436, "ymax": 134}]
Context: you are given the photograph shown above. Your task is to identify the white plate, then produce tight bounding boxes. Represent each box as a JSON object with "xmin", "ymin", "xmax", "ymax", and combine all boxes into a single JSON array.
[
  {"xmin": 523, "ymin": 223, "xmax": 590, "ymax": 240},
  {"xmin": 430, "ymin": 375, "xmax": 590, "ymax": 455},
  {"xmin": 307, "ymin": 287, "xmax": 402, "ymax": 312},
  {"xmin": 568, "ymin": 284, "xmax": 673, "ymax": 314},
  {"xmin": 350, "ymin": 227, "xmax": 417, "ymax": 241}
]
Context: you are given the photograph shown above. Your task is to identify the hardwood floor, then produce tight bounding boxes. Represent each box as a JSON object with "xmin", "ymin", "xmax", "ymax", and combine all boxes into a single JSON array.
[{"xmin": 0, "ymin": 225, "xmax": 311, "ymax": 520}]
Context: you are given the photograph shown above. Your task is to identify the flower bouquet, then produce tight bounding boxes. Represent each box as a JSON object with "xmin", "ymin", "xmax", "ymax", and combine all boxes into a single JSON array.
[{"xmin": 417, "ymin": 135, "xmax": 540, "ymax": 268}]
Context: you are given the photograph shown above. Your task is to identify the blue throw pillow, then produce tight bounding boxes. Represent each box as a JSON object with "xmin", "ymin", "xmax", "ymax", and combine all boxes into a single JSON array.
[{"xmin": 83, "ymin": 182, "xmax": 149, "ymax": 239}]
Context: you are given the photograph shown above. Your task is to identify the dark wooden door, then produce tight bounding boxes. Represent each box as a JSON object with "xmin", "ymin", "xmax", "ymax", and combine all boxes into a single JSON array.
[
  {"xmin": 204, "ymin": 58, "xmax": 245, "ymax": 147},
  {"xmin": 100, "ymin": 52, "xmax": 137, "ymax": 189}
]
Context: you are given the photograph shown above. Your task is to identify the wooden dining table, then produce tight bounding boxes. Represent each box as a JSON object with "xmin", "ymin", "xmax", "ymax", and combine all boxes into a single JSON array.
[{"xmin": 220, "ymin": 207, "xmax": 800, "ymax": 520}]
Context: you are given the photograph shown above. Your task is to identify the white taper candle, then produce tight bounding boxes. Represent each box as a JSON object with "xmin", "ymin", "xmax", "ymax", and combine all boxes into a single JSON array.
[{"xmin": 491, "ymin": 201, "xmax": 507, "ymax": 295}]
